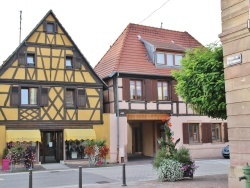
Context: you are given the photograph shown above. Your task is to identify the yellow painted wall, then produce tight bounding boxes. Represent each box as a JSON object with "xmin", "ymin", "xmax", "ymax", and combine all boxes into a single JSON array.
[
  {"xmin": 93, "ymin": 114, "xmax": 110, "ymax": 159},
  {"xmin": 0, "ymin": 126, "xmax": 6, "ymax": 165}
]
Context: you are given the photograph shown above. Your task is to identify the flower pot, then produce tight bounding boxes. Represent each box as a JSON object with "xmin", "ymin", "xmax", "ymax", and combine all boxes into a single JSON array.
[
  {"xmin": 183, "ymin": 171, "xmax": 193, "ymax": 179},
  {"xmin": 2, "ymin": 159, "xmax": 10, "ymax": 171}
]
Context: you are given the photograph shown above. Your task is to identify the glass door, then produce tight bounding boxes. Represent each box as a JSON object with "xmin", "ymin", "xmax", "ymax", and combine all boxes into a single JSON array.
[{"xmin": 40, "ymin": 131, "xmax": 63, "ymax": 163}]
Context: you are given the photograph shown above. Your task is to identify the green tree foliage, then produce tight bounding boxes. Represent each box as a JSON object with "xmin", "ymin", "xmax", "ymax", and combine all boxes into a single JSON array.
[{"xmin": 172, "ymin": 43, "xmax": 226, "ymax": 120}]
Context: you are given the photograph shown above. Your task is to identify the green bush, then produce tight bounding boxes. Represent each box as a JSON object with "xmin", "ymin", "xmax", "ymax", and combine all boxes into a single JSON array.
[
  {"xmin": 173, "ymin": 146, "xmax": 191, "ymax": 164},
  {"xmin": 157, "ymin": 159, "xmax": 183, "ymax": 182},
  {"xmin": 153, "ymin": 148, "xmax": 170, "ymax": 169}
]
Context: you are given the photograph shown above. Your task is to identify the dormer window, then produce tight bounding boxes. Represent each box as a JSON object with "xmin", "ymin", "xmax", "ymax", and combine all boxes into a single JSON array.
[{"xmin": 156, "ymin": 52, "xmax": 182, "ymax": 66}]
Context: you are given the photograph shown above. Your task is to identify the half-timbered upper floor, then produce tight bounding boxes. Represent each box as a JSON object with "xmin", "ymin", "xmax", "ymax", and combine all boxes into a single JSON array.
[{"xmin": 0, "ymin": 10, "xmax": 105, "ymax": 127}]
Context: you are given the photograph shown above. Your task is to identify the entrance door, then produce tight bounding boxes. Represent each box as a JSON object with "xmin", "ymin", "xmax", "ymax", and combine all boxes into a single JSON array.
[{"xmin": 40, "ymin": 131, "xmax": 63, "ymax": 163}]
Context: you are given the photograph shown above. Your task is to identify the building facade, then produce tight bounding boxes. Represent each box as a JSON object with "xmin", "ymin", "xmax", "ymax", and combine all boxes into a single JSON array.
[
  {"xmin": 95, "ymin": 24, "xmax": 228, "ymax": 163},
  {"xmin": 0, "ymin": 10, "xmax": 107, "ymax": 165},
  {"xmin": 220, "ymin": 0, "xmax": 250, "ymax": 187}
]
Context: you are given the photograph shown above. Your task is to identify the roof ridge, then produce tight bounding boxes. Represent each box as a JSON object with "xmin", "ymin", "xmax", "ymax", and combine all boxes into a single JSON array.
[{"xmin": 128, "ymin": 23, "xmax": 187, "ymax": 34}]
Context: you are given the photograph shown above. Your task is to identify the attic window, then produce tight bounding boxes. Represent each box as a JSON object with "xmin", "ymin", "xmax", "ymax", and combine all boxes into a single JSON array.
[
  {"xmin": 27, "ymin": 53, "xmax": 35, "ymax": 66},
  {"xmin": 156, "ymin": 52, "xmax": 182, "ymax": 66},
  {"xmin": 44, "ymin": 21, "xmax": 58, "ymax": 33},
  {"xmin": 65, "ymin": 56, "xmax": 73, "ymax": 68}
]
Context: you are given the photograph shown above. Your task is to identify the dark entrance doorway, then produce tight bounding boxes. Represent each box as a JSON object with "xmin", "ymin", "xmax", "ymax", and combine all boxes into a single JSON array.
[{"xmin": 40, "ymin": 131, "xmax": 63, "ymax": 163}]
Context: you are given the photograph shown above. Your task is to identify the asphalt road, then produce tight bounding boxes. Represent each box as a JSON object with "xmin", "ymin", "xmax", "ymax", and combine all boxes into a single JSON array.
[{"xmin": 0, "ymin": 158, "xmax": 229, "ymax": 188}]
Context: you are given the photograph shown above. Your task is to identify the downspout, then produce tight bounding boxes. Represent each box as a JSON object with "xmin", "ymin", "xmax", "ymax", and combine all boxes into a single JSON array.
[{"xmin": 116, "ymin": 72, "xmax": 120, "ymax": 163}]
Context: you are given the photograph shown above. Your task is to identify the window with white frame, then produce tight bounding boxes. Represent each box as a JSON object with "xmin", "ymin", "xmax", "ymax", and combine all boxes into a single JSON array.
[
  {"xmin": 157, "ymin": 81, "xmax": 168, "ymax": 100},
  {"xmin": 130, "ymin": 80, "xmax": 142, "ymax": 100},
  {"xmin": 156, "ymin": 52, "xmax": 182, "ymax": 66},
  {"xmin": 21, "ymin": 87, "xmax": 38, "ymax": 105}
]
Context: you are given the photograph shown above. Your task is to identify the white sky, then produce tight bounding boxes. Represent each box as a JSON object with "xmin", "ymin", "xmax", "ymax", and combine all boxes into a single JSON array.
[{"xmin": 0, "ymin": 0, "xmax": 221, "ymax": 68}]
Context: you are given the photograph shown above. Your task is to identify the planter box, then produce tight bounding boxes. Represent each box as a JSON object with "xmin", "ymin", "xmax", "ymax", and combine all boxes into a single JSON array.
[
  {"xmin": 2, "ymin": 159, "xmax": 10, "ymax": 171},
  {"xmin": 183, "ymin": 171, "xmax": 193, "ymax": 179}
]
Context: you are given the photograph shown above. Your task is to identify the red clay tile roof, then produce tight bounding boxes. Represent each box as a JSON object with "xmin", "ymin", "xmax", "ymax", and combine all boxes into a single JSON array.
[{"xmin": 94, "ymin": 23, "xmax": 202, "ymax": 79}]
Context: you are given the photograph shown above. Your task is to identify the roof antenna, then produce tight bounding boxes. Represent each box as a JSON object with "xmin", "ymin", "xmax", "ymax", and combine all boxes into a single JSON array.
[
  {"xmin": 161, "ymin": 22, "xmax": 163, "ymax": 28},
  {"xmin": 19, "ymin": 10, "xmax": 22, "ymax": 44}
]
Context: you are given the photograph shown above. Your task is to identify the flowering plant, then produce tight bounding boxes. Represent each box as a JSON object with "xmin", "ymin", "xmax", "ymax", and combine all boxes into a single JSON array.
[
  {"xmin": 24, "ymin": 146, "xmax": 36, "ymax": 169},
  {"xmin": 182, "ymin": 160, "xmax": 198, "ymax": 176}
]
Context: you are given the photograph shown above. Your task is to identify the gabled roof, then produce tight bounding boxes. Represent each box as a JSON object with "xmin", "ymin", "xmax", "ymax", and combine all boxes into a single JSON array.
[
  {"xmin": 94, "ymin": 23, "xmax": 202, "ymax": 79},
  {"xmin": 0, "ymin": 10, "xmax": 107, "ymax": 87}
]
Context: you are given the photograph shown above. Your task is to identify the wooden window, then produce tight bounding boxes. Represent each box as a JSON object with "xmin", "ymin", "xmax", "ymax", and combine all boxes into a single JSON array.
[
  {"xmin": 65, "ymin": 88, "xmax": 86, "ymax": 108},
  {"xmin": 43, "ymin": 21, "xmax": 58, "ymax": 33},
  {"xmin": 21, "ymin": 87, "xmax": 38, "ymax": 105},
  {"xmin": 27, "ymin": 53, "xmax": 35, "ymax": 66},
  {"xmin": 65, "ymin": 56, "xmax": 73, "ymax": 69},
  {"xmin": 18, "ymin": 52, "xmax": 36, "ymax": 66},
  {"xmin": 157, "ymin": 81, "xmax": 168, "ymax": 100},
  {"xmin": 171, "ymin": 80, "xmax": 178, "ymax": 101},
  {"xmin": 211, "ymin": 123, "xmax": 221, "ymax": 142},
  {"xmin": 130, "ymin": 80, "xmax": 142, "ymax": 100},
  {"xmin": 188, "ymin": 123, "xmax": 200, "ymax": 143}
]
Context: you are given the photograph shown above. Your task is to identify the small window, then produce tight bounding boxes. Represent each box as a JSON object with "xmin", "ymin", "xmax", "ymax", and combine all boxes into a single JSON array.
[
  {"xmin": 47, "ymin": 23, "xmax": 54, "ymax": 33},
  {"xmin": 66, "ymin": 56, "xmax": 73, "ymax": 68},
  {"xmin": 157, "ymin": 81, "xmax": 168, "ymax": 100},
  {"xmin": 21, "ymin": 87, "xmax": 38, "ymax": 105},
  {"xmin": 188, "ymin": 123, "xmax": 200, "ymax": 143},
  {"xmin": 130, "ymin": 80, "xmax": 142, "ymax": 100},
  {"xmin": 211, "ymin": 123, "xmax": 221, "ymax": 142},
  {"xmin": 27, "ymin": 54, "xmax": 35, "ymax": 66},
  {"xmin": 44, "ymin": 21, "xmax": 57, "ymax": 33}
]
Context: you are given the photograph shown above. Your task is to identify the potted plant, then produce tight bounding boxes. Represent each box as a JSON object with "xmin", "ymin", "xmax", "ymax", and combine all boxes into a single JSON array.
[{"xmin": 2, "ymin": 147, "xmax": 10, "ymax": 171}]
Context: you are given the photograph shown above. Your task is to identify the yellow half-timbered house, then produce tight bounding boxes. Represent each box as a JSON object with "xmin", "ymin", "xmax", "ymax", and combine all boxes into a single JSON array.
[{"xmin": 0, "ymin": 10, "xmax": 106, "ymax": 164}]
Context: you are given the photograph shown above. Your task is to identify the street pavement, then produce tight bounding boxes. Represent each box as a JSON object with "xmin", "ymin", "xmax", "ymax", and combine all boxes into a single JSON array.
[{"xmin": 0, "ymin": 158, "xmax": 229, "ymax": 188}]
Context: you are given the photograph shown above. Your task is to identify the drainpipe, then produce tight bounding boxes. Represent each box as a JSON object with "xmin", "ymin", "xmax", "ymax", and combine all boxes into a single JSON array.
[{"xmin": 116, "ymin": 72, "xmax": 120, "ymax": 163}]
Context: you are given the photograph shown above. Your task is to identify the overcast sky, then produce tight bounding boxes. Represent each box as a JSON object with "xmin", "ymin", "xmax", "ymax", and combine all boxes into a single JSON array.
[{"xmin": 0, "ymin": 0, "xmax": 221, "ymax": 67}]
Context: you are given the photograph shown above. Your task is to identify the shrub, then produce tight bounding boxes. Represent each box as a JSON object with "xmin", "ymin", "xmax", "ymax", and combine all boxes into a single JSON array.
[
  {"xmin": 157, "ymin": 159, "xmax": 183, "ymax": 182},
  {"xmin": 153, "ymin": 148, "xmax": 169, "ymax": 169},
  {"xmin": 173, "ymin": 146, "xmax": 191, "ymax": 164}
]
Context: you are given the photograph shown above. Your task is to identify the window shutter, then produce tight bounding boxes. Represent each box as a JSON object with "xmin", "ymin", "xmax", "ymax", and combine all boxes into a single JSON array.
[
  {"xmin": 145, "ymin": 79, "xmax": 157, "ymax": 101},
  {"xmin": 18, "ymin": 53, "xmax": 26, "ymax": 66},
  {"xmin": 54, "ymin": 23, "xmax": 58, "ymax": 33},
  {"xmin": 202, "ymin": 123, "xmax": 212, "ymax": 143},
  {"xmin": 77, "ymin": 89, "xmax": 86, "ymax": 107},
  {"xmin": 182, "ymin": 123, "xmax": 189, "ymax": 144},
  {"xmin": 223, "ymin": 123, "xmax": 228, "ymax": 142},
  {"xmin": 43, "ymin": 21, "xmax": 47, "ymax": 32},
  {"xmin": 122, "ymin": 78, "xmax": 130, "ymax": 100},
  {"xmin": 73, "ymin": 56, "xmax": 81, "ymax": 69},
  {"xmin": 10, "ymin": 86, "xmax": 19, "ymax": 106},
  {"xmin": 171, "ymin": 80, "xmax": 178, "ymax": 101},
  {"xmin": 40, "ymin": 88, "xmax": 49, "ymax": 106}
]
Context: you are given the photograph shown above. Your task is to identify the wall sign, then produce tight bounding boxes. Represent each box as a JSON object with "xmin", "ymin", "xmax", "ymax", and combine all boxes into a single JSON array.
[{"xmin": 227, "ymin": 53, "xmax": 242, "ymax": 66}]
